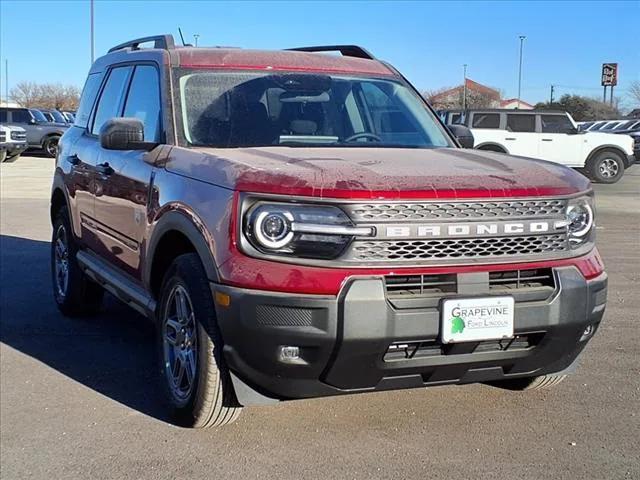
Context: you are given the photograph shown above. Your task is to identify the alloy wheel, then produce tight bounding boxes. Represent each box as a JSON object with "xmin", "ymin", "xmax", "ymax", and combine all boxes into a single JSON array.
[
  {"xmin": 46, "ymin": 139, "xmax": 58, "ymax": 157},
  {"xmin": 599, "ymin": 158, "xmax": 619, "ymax": 178},
  {"xmin": 162, "ymin": 284, "xmax": 198, "ymax": 404},
  {"xmin": 53, "ymin": 224, "xmax": 69, "ymax": 299}
]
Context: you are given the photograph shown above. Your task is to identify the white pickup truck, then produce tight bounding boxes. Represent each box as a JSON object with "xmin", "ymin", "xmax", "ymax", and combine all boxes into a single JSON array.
[{"xmin": 441, "ymin": 109, "xmax": 635, "ymax": 183}]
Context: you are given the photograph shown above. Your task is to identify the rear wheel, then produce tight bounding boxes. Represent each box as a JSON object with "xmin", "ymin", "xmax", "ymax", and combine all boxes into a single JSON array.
[
  {"xmin": 587, "ymin": 150, "xmax": 625, "ymax": 184},
  {"xmin": 487, "ymin": 374, "xmax": 567, "ymax": 391},
  {"xmin": 157, "ymin": 253, "xmax": 241, "ymax": 428},
  {"xmin": 43, "ymin": 136, "xmax": 60, "ymax": 158},
  {"xmin": 51, "ymin": 207, "xmax": 104, "ymax": 316}
]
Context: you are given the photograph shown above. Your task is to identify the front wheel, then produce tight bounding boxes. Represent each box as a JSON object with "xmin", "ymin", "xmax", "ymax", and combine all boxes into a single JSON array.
[
  {"xmin": 157, "ymin": 253, "xmax": 241, "ymax": 428},
  {"xmin": 43, "ymin": 136, "xmax": 60, "ymax": 158},
  {"xmin": 487, "ymin": 374, "xmax": 567, "ymax": 391},
  {"xmin": 587, "ymin": 150, "xmax": 625, "ymax": 184}
]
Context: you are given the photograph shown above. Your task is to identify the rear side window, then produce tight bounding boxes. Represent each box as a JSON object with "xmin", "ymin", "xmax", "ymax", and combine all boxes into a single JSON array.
[
  {"xmin": 472, "ymin": 113, "xmax": 500, "ymax": 129},
  {"xmin": 123, "ymin": 65, "xmax": 161, "ymax": 142},
  {"xmin": 91, "ymin": 66, "xmax": 132, "ymax": 135},
  {"xmin": 507, "ymin": 114, "xmax": 535, "ymax": 132},
  {"xmin": 75, "ymin": 73, "xmax": 103, "ymax": 128},
  {"xmin": 12, "ymin": 110, "xmax": 31, "ymax": 123},
  {"xmin": 541, "ymin": 114, "xmax": 573, "ymax": 133}
]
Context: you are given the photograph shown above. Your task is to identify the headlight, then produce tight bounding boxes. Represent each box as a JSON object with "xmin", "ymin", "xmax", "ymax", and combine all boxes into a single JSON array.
[
  {"xmin": 244, "ymin": 202, "xmax": 373, "ymax": 259},
  {"xmin": 565, "ymin": 196, "xmax": 594, "ymax": 247}
]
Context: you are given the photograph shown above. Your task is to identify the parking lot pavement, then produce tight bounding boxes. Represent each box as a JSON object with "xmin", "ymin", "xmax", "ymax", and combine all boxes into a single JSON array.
[{"xmin": 1, "ymin": 156, "xmax": 639, "ymax": 479}]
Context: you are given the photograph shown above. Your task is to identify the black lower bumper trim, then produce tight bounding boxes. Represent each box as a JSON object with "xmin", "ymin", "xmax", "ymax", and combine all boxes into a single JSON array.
[{"xmin": 214, "ymin": 267, "xmax": 607, "ymax": 405}]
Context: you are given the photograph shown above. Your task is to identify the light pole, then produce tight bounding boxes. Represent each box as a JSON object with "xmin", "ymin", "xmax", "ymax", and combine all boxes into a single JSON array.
[
  {"xmin": 193, "ymin": 34, "xmax": 200, "ymax": 47},
  {"xmin": 462, "ymin": 64, "xmax": 468, "ymax": 110},
  {"xmin": 90, "ymin": 0, "xmax": 95, "ymax": 63},
  {"xmin": 517, "ymin": 35, "xmax": 526, "ymax": 109},
  {"xmin": 4, "ymin": 59, "xmax": 8, "ymax": 104}
]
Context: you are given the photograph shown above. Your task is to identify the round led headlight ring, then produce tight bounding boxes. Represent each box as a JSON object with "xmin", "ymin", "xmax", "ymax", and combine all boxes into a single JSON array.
[
  {"xmin": 253, "ymin": 211, "xmax": 294, "ymax": 249},
  {"xmin": 566, "ymin": 203, "xmax": 593, "ymax": 238}
]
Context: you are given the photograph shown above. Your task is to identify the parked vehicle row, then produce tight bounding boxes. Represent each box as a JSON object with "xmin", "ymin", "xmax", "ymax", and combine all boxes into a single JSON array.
[
  {"xmin": 0, "ymin": 124, "xmax": 28, "ymax": 162},
  {"xmin": 578, "ymin": 119, "xmax": 640, "ymax": 133},
  {"xmin": 439, "ymin": 109, "xmax": 635, "ymax": 184},
  {"xmin": 0, "ymin": 107, "xmax": 73, "ymax": 157}
]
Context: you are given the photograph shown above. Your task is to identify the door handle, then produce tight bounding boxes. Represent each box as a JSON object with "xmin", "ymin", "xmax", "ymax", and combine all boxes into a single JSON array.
[
  {"xmin": 96, "ymin": 162, "xmax": 114, "ymax": 176},
  {"xmin": 542, "ymin": 139, "xmax": 553, "ymax": 142},
  {"xmin": 505, "ymin": 137, "xmax": 516, "ymax": 141},
  {"xmin": 67, "ymin": 154, "xmax": 80, "ymax": 165}
]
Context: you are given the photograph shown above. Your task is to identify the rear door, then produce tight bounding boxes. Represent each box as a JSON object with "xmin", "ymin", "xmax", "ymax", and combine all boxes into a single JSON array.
[
  {"xmin": 504, "ymin": 113, "xmax": 538, "ymax": 157},
  {"xmin": 537, "ymin": 114, "xmax": 581, "ymax": 166},
  {"xmin": 92, "ymin": 64, "xmax": 162, "ymax": 277},
  {"xmin": 76, "ymin": 66, "xmax": 133, "ymax": 253}
]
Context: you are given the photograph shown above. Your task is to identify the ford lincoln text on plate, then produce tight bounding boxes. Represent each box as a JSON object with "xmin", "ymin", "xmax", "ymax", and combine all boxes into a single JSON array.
[{"xmin": 50, "ymin": 35, "xmax": 607, "ymax": 428}]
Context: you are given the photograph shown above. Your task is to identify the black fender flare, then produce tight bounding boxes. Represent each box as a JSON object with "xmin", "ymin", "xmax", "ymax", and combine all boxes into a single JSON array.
[
  {"xmin": 144, "ymin": 210, "xmax": 220, "ymax": 289},
  {"xmin": 585, "ymin": 144, "xmax": 630, "ymax": 168},
  {"xmin": 475, "ymin": 142, "xmax": 509, "ymax": 154}
]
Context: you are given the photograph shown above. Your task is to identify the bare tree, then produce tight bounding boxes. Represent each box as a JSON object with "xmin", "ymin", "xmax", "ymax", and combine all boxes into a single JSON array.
[
  {"xmin": 628, "ymin": 80, "xmax": 640, "ymax": 105},
  {"xmin": 10, "ymin": 81, "xmax": 81, "ymax": 110},
  {"xmin": 9, "ymin": 81, "xmax": 41, "ymax": 107}
]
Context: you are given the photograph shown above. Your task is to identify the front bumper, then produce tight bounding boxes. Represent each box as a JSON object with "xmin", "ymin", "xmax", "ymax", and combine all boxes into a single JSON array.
[
  {"xmin": 3, "ymin": 142, "xmax": 28, "ymax": 156},
  {"xmin": 214, "ymin": 267, "xmax": 607, "ymax": 405},
  {"xmin": 627, "ymin": 153, "xmax": 637, "ymax": 167}
]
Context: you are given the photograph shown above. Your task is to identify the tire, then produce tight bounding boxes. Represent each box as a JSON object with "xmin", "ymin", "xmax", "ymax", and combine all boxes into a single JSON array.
[
  {"xmin": 42, "ymin": 136, "xmax": 60, "ymax": 158},
  {"xmin": 487, "ymin": 374, "xmax": 567, "ymax": 391},
  {"xmin": 587, "ymin": 150, "xmax": 625, "ymax": 184},
  {"xmin": 157, "ymin": 253, "xmax": 241, "ymax": 428},
  {"xmin": 477, "ymin": 144, "xmax": 507, "ymax": 153},
  {"xmin": 0, "ymin": 150, "xmax": 6, "ymax": 163},
  {"xmin": 4, "ymin": 153, "xmax": 21, "ymax": 163},
  {"xmin": 51, "ymin": 206, "xmax": 104, "ymax": 316}
]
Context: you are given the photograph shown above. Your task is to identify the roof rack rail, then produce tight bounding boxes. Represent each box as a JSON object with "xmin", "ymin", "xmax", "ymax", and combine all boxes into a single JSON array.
[
  {"xmin": 108, "ymin": 34, "xmax": 176, "ymax": 53},
  {"xmin": 286, "ymin": 45, "xmax": 376, "ymax": 60}
]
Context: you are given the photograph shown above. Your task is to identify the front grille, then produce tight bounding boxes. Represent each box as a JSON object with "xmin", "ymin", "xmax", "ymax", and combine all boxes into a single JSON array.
[
  {"xmin": 384, "ymin": 268, "xmax": 554, "ymax": 298},
  {"xmin": 350, "ymin": 234, "xmax": 568, "ymax": 262},
  {"xmin": 346, "ymin": 200, "xmax": 566, "ymax": 222},
  {"xmin": 0, "ymin": 132, "xmax": 6, "ymax": 142}
]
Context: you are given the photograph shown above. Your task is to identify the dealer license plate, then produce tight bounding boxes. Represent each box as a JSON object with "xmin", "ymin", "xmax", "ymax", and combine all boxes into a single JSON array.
[{"xmin": 441, "ymin": 296, "xmax": 515, "ymax": 344}]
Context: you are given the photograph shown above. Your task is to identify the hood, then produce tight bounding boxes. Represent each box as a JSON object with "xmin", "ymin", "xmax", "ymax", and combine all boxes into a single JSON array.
[{"xmin": 166, "ymin": 146, "xmax": 590, "ymax": 200}]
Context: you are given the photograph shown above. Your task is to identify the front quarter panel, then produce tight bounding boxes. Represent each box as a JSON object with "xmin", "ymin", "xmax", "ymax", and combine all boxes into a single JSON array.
[{"xmin": 145, "ymin": 166, "xmax": 236, "ymax": 287}]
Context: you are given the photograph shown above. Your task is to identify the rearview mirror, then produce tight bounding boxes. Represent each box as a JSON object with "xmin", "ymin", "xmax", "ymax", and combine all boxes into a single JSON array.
[
  {"xmin": 447, "ymin": 124, "xmax": 474, "ymax": 149},
  {"xmin": 99, "ymin": 118, "xmax": 157, "ymax": 151}
]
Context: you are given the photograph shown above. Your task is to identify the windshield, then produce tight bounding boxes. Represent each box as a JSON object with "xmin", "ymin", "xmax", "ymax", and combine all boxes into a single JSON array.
[
  {"xmin": 177, "ymin": 71, "xmax": 452, "ymax": 148},
  {"xmin": 50, "ymin": 110, "xmax": 66, "ymax": 123},
  {"xmin": 29, "ymin": 109, "xmax": 48, "ymax": 123}
]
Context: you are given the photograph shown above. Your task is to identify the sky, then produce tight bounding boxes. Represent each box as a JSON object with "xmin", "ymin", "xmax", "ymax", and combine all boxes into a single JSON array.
[{"xmin": 1, "ymin": 0, "xmax": 638, "ymax": 107}]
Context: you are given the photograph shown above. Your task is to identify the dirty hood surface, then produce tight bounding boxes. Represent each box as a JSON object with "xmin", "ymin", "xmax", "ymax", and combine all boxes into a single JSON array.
[{"xmin": 167, "ymin": 146, "xmax": 590, "ymax": 199}]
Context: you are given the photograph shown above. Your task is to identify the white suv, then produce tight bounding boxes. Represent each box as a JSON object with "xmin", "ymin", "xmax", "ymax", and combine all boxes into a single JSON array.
[{"xmin": 443, "ymin": 109, "xmax": 635, "ymax": 183}]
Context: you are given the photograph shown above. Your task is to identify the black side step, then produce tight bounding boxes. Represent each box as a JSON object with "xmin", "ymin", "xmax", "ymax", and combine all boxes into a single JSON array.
[{"xmin": 76, "ymin": 251, "xmax": 156, "ymax": 318}]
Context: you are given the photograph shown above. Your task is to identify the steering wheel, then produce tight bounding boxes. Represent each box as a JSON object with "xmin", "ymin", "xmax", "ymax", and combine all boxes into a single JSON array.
[{"xmin": 343, "ymin": 132, "xmax": 382, "ymax": 143}]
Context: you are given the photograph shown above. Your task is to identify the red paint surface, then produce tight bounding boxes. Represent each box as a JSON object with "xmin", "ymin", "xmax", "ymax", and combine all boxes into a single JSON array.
[
  {"xmin": 177, "ymin": 48, "xmax": 393, "ymax": 76},
  {"xmin": 168, "ymin": 146, "xmax": 592, "ymax": 200},
  {"xmin": 218, "ymin": 247, "xmax": 605, "ymax": 295}
]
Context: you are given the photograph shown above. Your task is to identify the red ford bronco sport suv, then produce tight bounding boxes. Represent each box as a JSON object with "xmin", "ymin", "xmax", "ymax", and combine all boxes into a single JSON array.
[{"xmin": 51, "ymin": 35, "xmax": 607, "ymax": 428}]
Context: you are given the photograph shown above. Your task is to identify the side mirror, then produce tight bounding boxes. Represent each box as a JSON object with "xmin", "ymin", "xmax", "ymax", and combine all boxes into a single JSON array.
[
  {"xmin": 99, "ymin": 118, "xmax": 157, "ymax": 151},
  {"xmin": 447, "ymin": 124, "xmax": 474, "ymax": 149}
]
